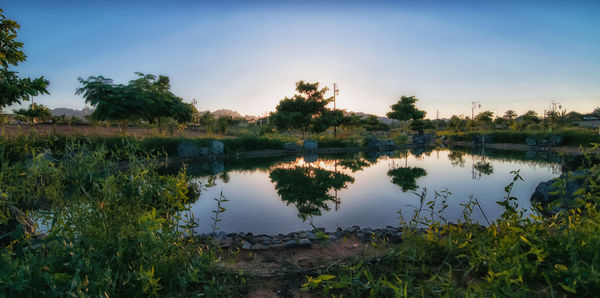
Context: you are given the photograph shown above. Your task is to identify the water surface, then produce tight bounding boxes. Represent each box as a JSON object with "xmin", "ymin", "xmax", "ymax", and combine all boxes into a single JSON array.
[{"xmin": 187, "ymin": 148, "xmax": 561, "ymax": 234}]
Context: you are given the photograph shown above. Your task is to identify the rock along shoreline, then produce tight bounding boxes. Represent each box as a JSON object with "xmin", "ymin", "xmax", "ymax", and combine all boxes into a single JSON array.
[{"xmin": 193, "ymin": 225, "xmax": 408, "ymax": 251}]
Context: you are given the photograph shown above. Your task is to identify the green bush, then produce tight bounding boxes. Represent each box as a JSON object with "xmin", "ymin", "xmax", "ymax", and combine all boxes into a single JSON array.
[
  {"xmin": 0, "ymin": 143, "xmax": 245, "ymax": 296},
  {"xmin": 438, "ymin": 129, "xmax": 599, "ymax": 147}
]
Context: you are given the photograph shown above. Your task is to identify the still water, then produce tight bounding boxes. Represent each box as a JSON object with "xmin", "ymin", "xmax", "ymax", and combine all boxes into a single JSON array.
[{"xmin": 187, "ymin": 148, "xmax": 561, "ymax": 234}]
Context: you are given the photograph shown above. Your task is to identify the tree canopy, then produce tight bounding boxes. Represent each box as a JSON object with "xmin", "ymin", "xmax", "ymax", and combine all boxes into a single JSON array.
[
  {"xmin": 269, "ymin": 80, "xmax": 334, "ymax": 135},
  {"xmin": 386, "ymin": 96, "xmax": 426, "ymax": 122},
  {"xmin": 0, "ymin": 9, "xmax": 49, "ymax": 109},
  {"xmin": 387, "ymin": 96, "xmax": 428, "ymax": 133},
  {"xmin": 76, "ymin": 73, "xmax": 193, "ymax": 125}
]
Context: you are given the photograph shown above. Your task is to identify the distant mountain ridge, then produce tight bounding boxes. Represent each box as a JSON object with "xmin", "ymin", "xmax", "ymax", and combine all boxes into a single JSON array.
[{"xmin": 51, "ymin": 108, "xmax": 93, "ymax": 118}]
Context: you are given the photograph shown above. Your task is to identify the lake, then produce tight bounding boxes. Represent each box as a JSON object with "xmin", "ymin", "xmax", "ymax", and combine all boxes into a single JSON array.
[{"xmin": 185, "ymin": 148, "xmax": 561, "ymax": 235}]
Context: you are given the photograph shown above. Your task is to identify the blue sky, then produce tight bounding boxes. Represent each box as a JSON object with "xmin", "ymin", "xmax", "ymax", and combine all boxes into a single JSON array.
[{"xmin": 4, "ymin": 0, "xmax": 600, "ymax": 118}]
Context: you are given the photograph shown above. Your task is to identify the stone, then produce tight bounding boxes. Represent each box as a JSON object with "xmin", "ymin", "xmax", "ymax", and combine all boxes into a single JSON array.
[
  {"xmin": 209, "ymin": 140, "xmax": 224, "ymax": 155},
  {"xmin": 241, "ymin": 241, "xmax": 252, "ymax": 250},
  {"xmin": 37, "ymin": 151, "xmax": 56, "ymax": 162},
  {"xmin": 177, "ymin": 140, "xmax": 208, "ymax": 158},
  {"xmin": 303, "ymin": 140, "xmax": 318, "ymax": 151},
  {"xmin": 218, "ymin": 238, "xmax": 233, "ymax": 249},
  {"xmin": 346, "ymin": 225, "xmax": 360, "ymax": 233},
  {"xmin": 251, "ymin": 243, "xmax": 268, "ymax": 251},
  {"xmin": 283, "ymin": 142, "xmax": 301, "ymax": 151},
  {"xmin": 549, "ymin": 135, "xmax": 563, "ymax": 146},
  {"xmin": 284, "ymin": 239, "xmax": 298, "ymax": 248},
  {"xmin": 298, "ymin": 238, "xmax": 311, "ymax": 247},
  {"xmin": 531, "ymin": 171, "xmax": 588, "ymax": 213},
  {"xmin": 305, "ymin": 232, "xmax": 317, "ymax": 240}
]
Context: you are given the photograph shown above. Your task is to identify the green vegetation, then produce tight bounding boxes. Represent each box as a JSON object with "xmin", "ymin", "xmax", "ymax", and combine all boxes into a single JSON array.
[
  {"xmin": 302, "ymin": 151, "xmax": 600, "ymax": 296},
  {"xmin": 0, "ymin": 143, "xmax": 245, "ymax": 296},
  {"xmin": 0, "ymin": 9, "xmax": 50, "ymax": 110},
  {"xmin": 13, "ymin": 103, "xmax": 52, "ymax": 123},
  {"xmin": 76, "ymin": 73, "xmax": 194, "ymax": 128},
  {"xmin": 438, "ymin": 129, "xmax": 600, "ymax": 147}
]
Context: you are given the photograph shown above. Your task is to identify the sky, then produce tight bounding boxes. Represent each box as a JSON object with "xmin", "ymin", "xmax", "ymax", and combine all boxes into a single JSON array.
[{"xmin": 3, "ymin": 0, "xmax": 600, "ymax": 118}]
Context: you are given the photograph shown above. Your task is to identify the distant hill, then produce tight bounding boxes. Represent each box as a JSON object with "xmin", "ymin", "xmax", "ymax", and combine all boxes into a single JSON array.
[
  {"xmin": 51, "ymin": 108, "xmax": 93, "ymax": 118},
  {"xmin": 200, "ymin": 109, "xmax": 259, "ymax": 122},
  {"xmin": 343, "ymin": 111, "xmax": 399, "ymax": 125}
]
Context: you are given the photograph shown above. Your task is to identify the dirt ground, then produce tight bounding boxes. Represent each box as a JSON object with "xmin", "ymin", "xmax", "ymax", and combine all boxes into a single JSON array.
[{"xmin": 215, "ymin": 236, "xmax": 386, "ymax": 298}]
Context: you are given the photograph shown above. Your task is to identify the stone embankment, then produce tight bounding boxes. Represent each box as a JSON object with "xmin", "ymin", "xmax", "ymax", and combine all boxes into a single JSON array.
[{"xmin": 195, "ymin": 226, "xmax": 406, "ymax": 251}]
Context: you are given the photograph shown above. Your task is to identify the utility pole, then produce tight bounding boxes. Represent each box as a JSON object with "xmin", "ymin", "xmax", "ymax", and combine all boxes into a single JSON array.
[
  {"xmin": 549, "ymin": 100, "xmax": 561, "ymax": 130},
  {"xmin": 333, "ymin": 83, "xmax": 340, "ymax": 137},
  {"xmin": 471, "ymin": 101, "xmax": 481, "ymax": 120},
  {"xmin": 191, "ymin": 99, "xmax": 199, "ymax": 131}
]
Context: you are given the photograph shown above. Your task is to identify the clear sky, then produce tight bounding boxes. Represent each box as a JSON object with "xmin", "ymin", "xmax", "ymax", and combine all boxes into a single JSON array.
[{"xmin": 3, "ymin": 0, "xmax": 600, "ymax": 118}]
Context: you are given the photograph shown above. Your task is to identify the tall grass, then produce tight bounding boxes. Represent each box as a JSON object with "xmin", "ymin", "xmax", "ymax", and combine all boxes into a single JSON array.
[
  {"xmin": 302, "ymin": 148, "xmax": 600, "ymax": 296},
  {"xmin": 0, "ymin": 142, "xmax": 245, "ymax": 296}
]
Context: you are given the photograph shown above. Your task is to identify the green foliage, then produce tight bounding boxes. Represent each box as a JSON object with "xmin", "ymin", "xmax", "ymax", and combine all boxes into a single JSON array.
[
  {"xmin": 387, "ymin": 166, "xmax": 428, "ymax": 192},
  {"xmin": 363, "ymin": 115, "xmax": 390, "ymax": 131},
  {"xmin": 386, "ymin": 96, "xmax": 426, "ymax": 122},
  {"xmin": 269, "ymin": 166, "xmax": 354, "ymax": 221},
  {"xmin": 269, "ymin": 80, "xmax": 333, "ymax": 135},
  {"xmin": 76, "ymin": 73, "xmax": 193, "ymax": 126},
  {"xmin": 438, "ymin": 130, "xmax": 600, "ymax": 147},
  {"xmin": 13, "ymin": 104, "xmax": 52, "ymax": 123},
  {"xmin": 0, "ymin": 9, "xmax": 50, "ymax": 109},
  {"xmin": 0, "ymin": 143, "xmax": 245, "ymax": 296}
]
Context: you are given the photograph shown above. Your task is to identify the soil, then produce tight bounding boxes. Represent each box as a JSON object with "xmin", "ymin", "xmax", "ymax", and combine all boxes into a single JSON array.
[{"xmin": 216, "ymin": 236, "xmax": 386, "ymax": 298}]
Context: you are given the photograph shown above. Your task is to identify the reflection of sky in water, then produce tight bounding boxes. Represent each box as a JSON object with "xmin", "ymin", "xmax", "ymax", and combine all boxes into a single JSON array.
[{"xmin": 189, "ymin": 150, "xmax": 560, "ymax": 234}]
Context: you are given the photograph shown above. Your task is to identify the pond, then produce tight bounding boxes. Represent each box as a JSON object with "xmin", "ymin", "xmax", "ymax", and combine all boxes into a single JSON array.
[{"xmin": 185, "ymin": 148, "xmax": 561, "ymax": 235}]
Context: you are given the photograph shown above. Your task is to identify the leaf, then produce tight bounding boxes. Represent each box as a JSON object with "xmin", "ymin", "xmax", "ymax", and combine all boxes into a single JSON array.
[
  {"xmin": 560, "ymin": 283, "xmax": 576, "ymax": 293},
  {"xmin": 520, "ymin": 235, "xmax": 532, "ymax": 246},
  {"xmin": 554, "ymin": 264, "xmax": 568, "ymax": 272},
  {"xmin": 318, "ymin": 274, "xmax": 335, "ymax": 281}
]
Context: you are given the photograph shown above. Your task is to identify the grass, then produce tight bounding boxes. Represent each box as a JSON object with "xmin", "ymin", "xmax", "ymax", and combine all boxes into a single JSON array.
[
  {"xmin": 438, "ymin": 129, "xmax": 600, "ymax": 147},
  {"xmin": 0, "ymin": 142, "xmax": 246, "ymax": 296}
]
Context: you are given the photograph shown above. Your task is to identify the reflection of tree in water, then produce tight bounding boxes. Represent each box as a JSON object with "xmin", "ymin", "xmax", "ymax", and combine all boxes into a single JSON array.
[
  {"xmin": 338, "ymin": 158, "xmax": 371, "ymax": 172},
  {"xmin": 387, "ymin": 167, "xmax": 427, "ymax": 192},
  {"xmin": 448, "ymin": 151, "xmax": 466, "ymax": 167},
  {"xmin": 269, "ymin": 166, "xmax": 354, "ymax": 221},
  {"xmin": 474, "ymin": 161, "xmax": 493, "ymax": 175}
]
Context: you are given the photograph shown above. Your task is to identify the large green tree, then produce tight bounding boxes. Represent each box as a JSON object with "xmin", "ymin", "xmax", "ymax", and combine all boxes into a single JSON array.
[
  {"xmin": 269, "ymin": 81, "xmax": 333, "ymax": 136},
  {"xmin": 76, "ymin": 73, "xmax": 193, "ymax": 127},
  {"xmin": 387, "ymin": 96, "xmax": 427, "ymax": 133},
  {"xmin": 0, "ymin": 9, "xmax": 49, "ymax": 110}
]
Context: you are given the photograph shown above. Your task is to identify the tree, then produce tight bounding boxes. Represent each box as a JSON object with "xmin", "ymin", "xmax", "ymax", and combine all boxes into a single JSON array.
[
  {"xmin": 269, "ymin": 81, "xmax": 332, "ymax": 136},
  {"xmin": 503, "ymin": 110, "xmax": 517, "ymax": 120},
  {"xmin": 0, "ymin": 9, "xmax": 50, "ymax": 110},
  {"xmin": 447, "ymin": 115, "xmax": 466, "ymax": 131},
  {"xmin": 13, "ymin": 104, "xmax": 51, "ymax": 124},
  {"xmin": 362, "ymin": 115, "xmax": 390, "ymax": 131},
  {"xmin": 475, "ymin": 111, "xmax": 494, "ymax": 128},
  {"xmin": 387, "ymin": 166, "xmax": 427, "ymax": 192},
  {"xmin": 76, "ymin": 73, "xmax": 193, "ymax": 128},
  {"xmin": 269, "ymin": 166, "xmax": 354, "ymax": 221},
  {"xmin": 387, "ymin": 96, "xmax": 427, "ymax": 134},
  {"xmin": 521, "ymin": 110, "xmax": 541, "ymax": 124}
]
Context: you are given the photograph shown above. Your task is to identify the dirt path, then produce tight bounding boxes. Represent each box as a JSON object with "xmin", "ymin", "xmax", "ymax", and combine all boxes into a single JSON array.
[{"xmin": 215, "ymin": 236, "xmax": 386, "ymax": 297}]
